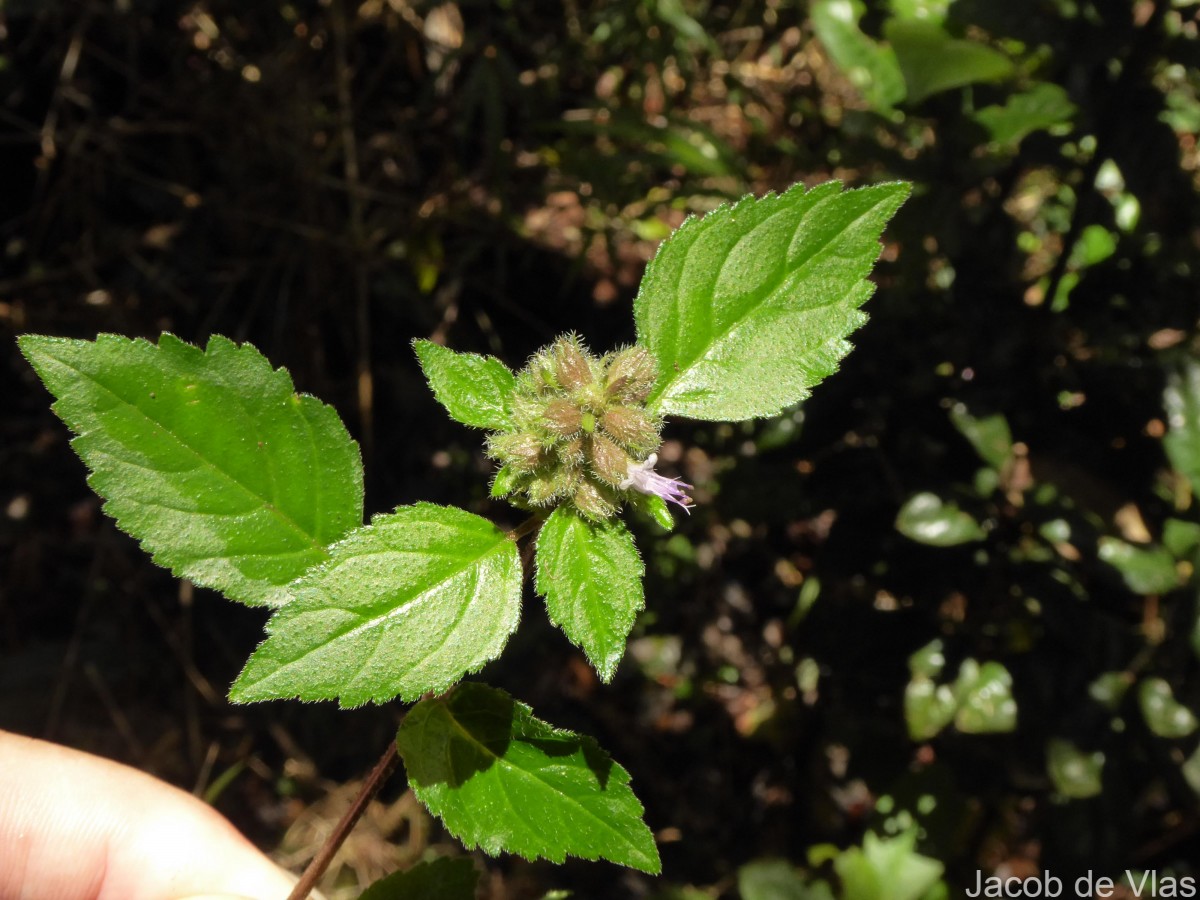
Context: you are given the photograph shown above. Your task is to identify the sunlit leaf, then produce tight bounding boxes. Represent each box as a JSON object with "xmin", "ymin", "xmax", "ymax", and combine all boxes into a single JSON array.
[
  {"xmin": 397, "ymin": 683, "xmax": 660, "ymax": 872},
  {"xmin": 953, "ymin": 660, "xmax": 1017, "ymax": 734},
  {"xmin": 18, "ymin": 333, "xmax": 363, "ymax": 607},
  {"xmin": 636, "ymin": 181, "xmax": 910, "ymax": 421},
  {"xmin": 231, "ymin": 504, "xmax": 521, "ymax": 707}
]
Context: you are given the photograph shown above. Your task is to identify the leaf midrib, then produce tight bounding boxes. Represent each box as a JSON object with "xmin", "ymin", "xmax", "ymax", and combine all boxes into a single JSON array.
[
  {"xmin": 50, "ymin": 350, "xmax": 327, "ymax": 555},
  {"xmin": 650, "ymin": 191, "xmax": 891, "ymax": 411}
]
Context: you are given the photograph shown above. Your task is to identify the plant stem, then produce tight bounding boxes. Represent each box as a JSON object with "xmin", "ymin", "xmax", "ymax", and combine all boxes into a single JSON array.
[
  {"xmin": 286, "ymin": 738, "xmax": 400, "ymax": 900},
  {"xmin": 506, "ymin": 512, "xmax": 547, "ymax": 543}
]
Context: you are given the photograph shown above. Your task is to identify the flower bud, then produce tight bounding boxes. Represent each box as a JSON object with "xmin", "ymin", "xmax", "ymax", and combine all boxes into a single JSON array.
[
  {"xmin": 573, "ymin": 480, "xmax": 618, "ymax": 520},
  {"xmin": 553, "ymin": 335, "xmax": 595, "ymax": 392},
  {"xmin": 588, "ymin": 433, "xmax": 631, "ymax": 486},
  {"xmin": 600, "ymin": 406, "xmax": 659, "ymax": 453},
  {"xmin": 487, "ymin": 432, "xmax": 544, "ymax": 472},
  {"xmin": 543, "ymin": 399, "xmax": 582, "ymax": 436},
  {"xmin": 604, "ymin": 346, "xmax": 657, "ymax": 403}
]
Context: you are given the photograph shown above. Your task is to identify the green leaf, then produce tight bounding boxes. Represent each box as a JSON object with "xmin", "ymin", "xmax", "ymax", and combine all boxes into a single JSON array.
[
  {"xmin": 1046, "ymin": 738, "xmax": 1104, "ymax": 799},
  {"xmin": 974, "ymin": 83, "xmax": 1077, "ymax": 147},
  {"xmin": 17, "ymin": 333, "xmax": 363, "ymax": 607},
  {"xmin": 948, "ymin": 406, "xmax": 1013, "ymax": 470},
  {"xmin": 895, "ymin": 492, "xmax": 986, "ymax": 546},
  {"xmin": 635, "ymin": 180, "xmax": 910, "ymax": 421},
  {"xmin": 737, "ymin": 858, "xmax": 812, "ymax": 900},
  {"xmin": 908, "ymin": 639, "xmax": 947, "ymax": 679},
  {"xmin": 230, "ymin": 503, "xmax": 521, "ymax": 707},
  {"xmin": 1088, "ymin": 671, "xmax": 1133, "ymax": 711},
  {"xmin": 811, "ymin": 0, "xmax": 907, "ymax": 112},
  {"xmin": 953, "ymin": 660, "xmax": 1017, "ymax": 733},
  {"xmin": 1165, "ymin": 518, "xmax": 1200, "ymax": 560},
  {"xmin": 358, "ymin": 857, "xmax": 479, "ymax": 900},
  {"xmin": 535, "ymin": 507, "xmax": 645, "ymax": 682},
  {"xmin": 397, "ymin": 683, "xmax": 660, "ymax": 873},
  {"xmin": 1138, "ymin": 677, "xmax": 1199, "ymax": 739},
  {"xmin": 904, "ymin": 677, "xmax": 958, "ymax": 741},
  {"xmin": 835, "ymin": 831, "xmax": 944, "ymax": 900},
  {"xmin": 1164, "ymin": 359, "xmax": 1200, "ymax": 498},
  {"xmin": 884, "ymin": 19, "xmax": 1014, "ymax": 104},
  {"xmin": 1097, "ymin": 537, "xmax": 1181, "ymax": 595},
  {"xmin": 413, "ymin": 339, "xmax": 516, "ymax": 430}
]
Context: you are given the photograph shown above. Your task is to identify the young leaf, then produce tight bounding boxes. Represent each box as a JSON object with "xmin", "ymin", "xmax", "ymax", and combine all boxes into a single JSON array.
[
  {"xmin": 414, "ymin": 339, "xmax": 516, "ymax": 430},
  {"xmin": 397, "ymin": 683, "xmax": 661, "ymax": 873},
  {"xmin": 635, "ymin": 180, "xmax": 910, "ymax": 421},
  {"xmin": 535, "ymin": 507, "xmax": 645, "ymax": 682},
  {"xmin": 230, "ymin": 503, "xmax": 521, "ymax": 707},
  {"xmin": 358, "ymin": 857, "xmax": 479, "ymax": 900},
  {"xmin": 17, "ymin": 333, "xmax": 363, "ymax": 607},
  {"xmin": 895, "ymin": 492, "xmax": 986, "ymax": 546}
]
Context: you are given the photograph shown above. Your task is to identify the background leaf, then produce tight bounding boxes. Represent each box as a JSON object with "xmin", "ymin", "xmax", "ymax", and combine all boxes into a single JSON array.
[
  {"xmin": 635, "ymin": 181, "xmax": 910, "ymax": 421},
  {"xmin": 895, "ymin": 492, "xmax": 986, "ymax": 546},
  {"xmin": 414, "ymin": 339, "xmax": 516, "ymax": 430},
  {"xmin": 397, "ymin": 683, "xmax": 661, "ymax": 873},
  {"xmin": 811, "ymin": 0, "xmax": 907, "ymax": 112},
  {"xmin": 358, "ymin": 857, "xmax": 479, "ymax": 900},
  {"xmin": 1046, "ymin": 738, "xmax": 1105, "ymax": 799},
  {"xmin": 1139, "ymin": 678, "xmax": 1199, "ymax": 739},
  {"xmin": 230, "ymin": 503, "xmax": 521, "ymax": 706},
  {"xmin": 974, "ymin": 83, "xmax": 1077, "ymax": 148},
  {"xmin": 535, "ymin": 507, "xmax": 645, "ymax": 682},
  {"xmin": 17, "ymin": 333, "xmax": 362, "ymax": 607},
  {"xmin": 1164, "ymin": 359, "xmax": 1200, "ymax": 498},
  {"xmin": 884, "ymin": 19, "xmax": 1013, "ymax": 104}
]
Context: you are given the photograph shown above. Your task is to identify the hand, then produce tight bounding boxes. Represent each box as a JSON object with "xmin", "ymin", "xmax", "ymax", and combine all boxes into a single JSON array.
[{"xmin": 0, "ymin": 729, "xmax": 300, "ymax": 900}]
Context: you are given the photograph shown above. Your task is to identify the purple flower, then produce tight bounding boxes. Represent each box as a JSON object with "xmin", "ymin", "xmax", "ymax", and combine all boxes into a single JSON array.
[{"xmin": 620, "ymin": 453, "xmax": 694, "ymax": 513}]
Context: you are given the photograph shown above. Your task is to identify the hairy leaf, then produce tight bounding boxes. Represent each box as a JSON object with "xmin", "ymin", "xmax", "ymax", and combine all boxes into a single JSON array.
[
  {"xmin": 535, "ymin": 507, "xmax": 645, "ymax": 682},
  {"xmin": 358, "ymin": 857, "xmax": 479, "ymax": 900},
  {"xmin": 635, "ymin": 181, "xmax": 910, "ymax": 421},
  {"xmin": 18, "ymin": 333, "xmax": 363, "ymax": 607},
  {"xmin": 397, "ymin": 683, "xmax": 660, "ymax": 873},
  {"xmin": 414, "ymin": 339, "xmax": 516, "ymax": 430},
  {"xmin": 230, "ymin": 504, "xmax": 520, "ymax": 706}
]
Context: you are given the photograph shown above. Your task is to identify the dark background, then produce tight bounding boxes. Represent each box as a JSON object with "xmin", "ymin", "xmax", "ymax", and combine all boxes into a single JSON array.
[{"xmin": 3, "ymin": 1, "xmax": 1200, "ymax": 897}]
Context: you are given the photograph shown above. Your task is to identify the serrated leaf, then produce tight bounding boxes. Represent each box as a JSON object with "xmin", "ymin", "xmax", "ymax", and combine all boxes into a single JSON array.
[
  {"xmin": 1164, "ymin": 359, "xmax": 1200, "ymax": 498},
  {"xmin": 414, "ymin": 339, "xmax": 516, "ymax": 430},
  {"xmin": 397, "ymin": 683, "xmax": 660, "ymax": 873},
  {"xmin": 17, "ymin": 333, "xmax": 363, "ymax": 607},
  {"xmin": 635, "ymin": 181, "xmax": 910, "ymax": 421},
  {"xmin": 884, "ymin": 19, "xmax": 1014, "ymax": 104},
  {"xmin": 896, "ymin": 492, "xmax": 986, "ymax": 546},
  {"xmin": 536, "ymin": 507, "xmax": 645, "ymax": 682},
  {"xmin": 1139, "ymin": 677, "xmax": 1198, "ymax": 739},
  {"xmin": 230, "ymin": 503, "xmax": 520, "ymax": 707},
  {"xmin": 358, "ymin": 857, "xmax": 479, "ymax": 900}
]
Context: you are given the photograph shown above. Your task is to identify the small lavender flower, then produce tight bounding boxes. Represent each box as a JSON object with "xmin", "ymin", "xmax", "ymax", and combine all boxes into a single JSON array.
[{"xmin": 620, "ymin": 453, "xmax": 693, "ymax": 513}]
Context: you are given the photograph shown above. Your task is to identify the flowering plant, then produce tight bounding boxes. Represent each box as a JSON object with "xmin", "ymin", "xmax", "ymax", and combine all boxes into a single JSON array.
[{"xmin": 18, "ymin": 180, "xmax": 907, "ymax": 895}]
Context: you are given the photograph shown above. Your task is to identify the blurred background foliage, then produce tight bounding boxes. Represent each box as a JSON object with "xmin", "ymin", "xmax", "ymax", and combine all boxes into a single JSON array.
[{"xmin": 3, "ymin": 0, "xmax": 1200, "ymax": 897}]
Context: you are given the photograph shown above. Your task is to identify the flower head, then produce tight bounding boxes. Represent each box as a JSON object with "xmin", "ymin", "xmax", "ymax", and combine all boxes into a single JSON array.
[{"xmin": 620, "ymin": 453, "xmax": 693, "ymax": 513}]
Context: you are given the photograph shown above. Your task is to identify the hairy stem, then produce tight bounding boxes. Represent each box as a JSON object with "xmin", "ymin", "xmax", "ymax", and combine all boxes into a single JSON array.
[{"xmin": 287, "ymin": 738, "xmax": 400, "ymax": 900}]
